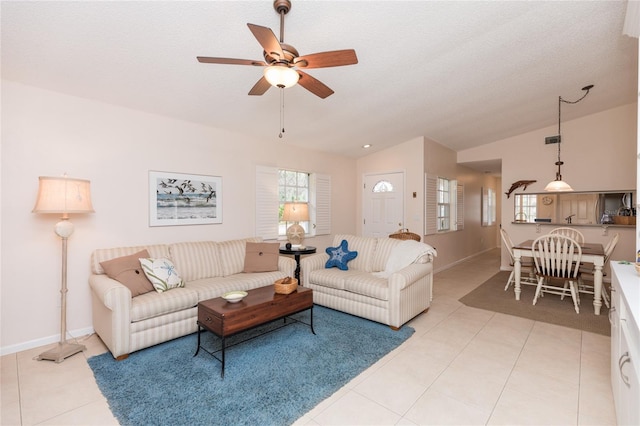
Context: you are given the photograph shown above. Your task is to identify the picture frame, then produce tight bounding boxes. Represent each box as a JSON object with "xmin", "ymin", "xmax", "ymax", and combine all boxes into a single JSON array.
[{"xmin": 149, "ymin": 171, "xmax": 222, "ymax": 226}]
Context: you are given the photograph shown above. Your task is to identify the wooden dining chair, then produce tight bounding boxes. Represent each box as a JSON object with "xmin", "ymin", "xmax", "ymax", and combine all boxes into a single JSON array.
[
  {"xmin": 549, "ymin": 227, "xmax": 585, "ymax": 245},
  {"xmin": 576, "ymin": 232, "xmax": 619, "ymax": 308},
  {"xmin": 500, "ymin": 228, "xmax": 536, "ymax": 291},
  {"xmin": 531, "ymin": 234, "xmax": 582, "ymax": 314}
]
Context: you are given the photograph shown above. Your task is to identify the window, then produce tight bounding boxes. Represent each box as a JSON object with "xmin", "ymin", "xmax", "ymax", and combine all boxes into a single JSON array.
[
  {"xmin": 279, "ymin": 169, "xmax": 310, "ymax": 236},
  {"xmin": 425, "ymin": 174, "xmax": 462, "ymax": 235},
  {"xmin": 515, "ymin": 194, "xmax": 536, "ymax": 222},
  {"xmin": 255, "ymin": 166, "xmax": 331, "ymax": 240},
  {"xmin": 482, "ymin": 187, "xmax": 496, "ymax": 226},
  {"xmin": 372, "ymin": 180, "xmax": 393, "ymax": 192},
  {"xmin": 437, "ymin": 177, "xmax": 451, "ymax": 231}
]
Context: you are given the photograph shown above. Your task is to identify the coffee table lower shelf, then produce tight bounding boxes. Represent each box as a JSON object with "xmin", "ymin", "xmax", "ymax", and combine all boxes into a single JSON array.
[{"xmin": 193, "ymin": 285, "xmax": 315, "ymax": 378}]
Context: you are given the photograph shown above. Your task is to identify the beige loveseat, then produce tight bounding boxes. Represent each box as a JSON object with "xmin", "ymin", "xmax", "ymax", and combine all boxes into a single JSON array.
[
  {"xmin": 89, "ymin": 237, "xmax": 295, "ymax": 359},
  {"xmin": 300, "ymin": 234, "xmax": 436, "ymax": 329}
]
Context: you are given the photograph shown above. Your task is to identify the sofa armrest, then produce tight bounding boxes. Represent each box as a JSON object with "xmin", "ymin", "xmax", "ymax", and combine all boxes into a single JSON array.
[
  {"xmin": 388, "ymin": 262, "xmax": 433, "ymax": 292},
  {"xmin": 278, "ymin": 256, "xmax": 297, "ymax": 277},
  {"xmin": 89, "ymin": 274, "xmax": 133, "ymax": 359},
  {"xmin": 89, "ymin": 274, "xmax": 132, "ymax": 310},
  {"xmin": 300, "ymin": 253, "xmax": 329, "ymax": 286}
]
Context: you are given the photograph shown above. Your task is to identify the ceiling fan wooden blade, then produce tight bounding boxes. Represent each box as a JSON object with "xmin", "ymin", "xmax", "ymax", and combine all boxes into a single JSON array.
[
  {"xmin": 248, "ymin": 76, "xmax": 271, "ymax": 96},
  {"xmin": 297, "ymin": 71, "xmax": 334, "ymax": 99},
  {"xmin": 197, "ymin": 57, "xmax": 266, "ymax": 66},
  {"xmin": 247, "ymin": 23, "xmax": 285, "ymax": 61},
  {"xmin": 295, "ymin": 49, "xmax": 358, "ymax": 69}
]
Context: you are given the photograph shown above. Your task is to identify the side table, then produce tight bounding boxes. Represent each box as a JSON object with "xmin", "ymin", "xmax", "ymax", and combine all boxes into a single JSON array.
[{"xmin": 279, "ymin": 246, "xmax": 317, "ymax": 282}]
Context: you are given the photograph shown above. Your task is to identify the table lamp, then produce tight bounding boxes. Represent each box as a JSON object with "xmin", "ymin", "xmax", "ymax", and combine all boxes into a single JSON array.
[
  {"xmin": 282, "ymin": 202, "xmax": 309, "ymax": 247},
  {"xmin": 32, "ymin": 175, "xmax": 94, "ymax": 362}
]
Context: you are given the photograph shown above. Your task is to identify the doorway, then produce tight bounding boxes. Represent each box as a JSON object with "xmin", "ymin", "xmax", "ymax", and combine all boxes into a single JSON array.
[{"xmin": 363, "ymin": 172, "xmax": 404, "ymax": 237}]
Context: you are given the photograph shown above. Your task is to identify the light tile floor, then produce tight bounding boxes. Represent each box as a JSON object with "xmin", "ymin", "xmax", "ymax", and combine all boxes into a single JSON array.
[{"xmin": 1, "ymin": 248, "xmax": 617, "ymax": 425}]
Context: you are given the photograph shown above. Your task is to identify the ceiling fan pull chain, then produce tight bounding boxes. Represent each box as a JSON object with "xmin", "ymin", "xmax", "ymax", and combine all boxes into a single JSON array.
[{"xmin": 279, "ymin": 88, "xmax": 285, "ymax": 138}]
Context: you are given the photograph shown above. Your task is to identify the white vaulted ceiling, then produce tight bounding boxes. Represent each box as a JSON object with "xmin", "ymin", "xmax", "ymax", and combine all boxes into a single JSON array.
[{"xmin": 1, "ymin": 1, "xmax": 637, "ymax": 162}]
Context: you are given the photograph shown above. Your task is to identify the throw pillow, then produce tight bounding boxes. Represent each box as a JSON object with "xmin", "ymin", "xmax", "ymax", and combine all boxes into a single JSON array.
[
  {"xmin": 325, "ymin": 239, "xmax": 358, "ymax": 271},
  {"xmin": 244, "ymin": 242, "xmax": 280, "ymax": 273},
  {"xmin": 99, "ymin": 250, "xmax": 154, "ymax": 297},
  {"xmin": 139, "ymin": 257, "xmax": 185, "ymax": 293}
]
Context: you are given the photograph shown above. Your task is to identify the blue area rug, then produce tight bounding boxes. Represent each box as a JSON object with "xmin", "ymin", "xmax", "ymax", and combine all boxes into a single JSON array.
[{"xmin": 88, "ymin": 305, "xmax": 414, "ymax": 426}]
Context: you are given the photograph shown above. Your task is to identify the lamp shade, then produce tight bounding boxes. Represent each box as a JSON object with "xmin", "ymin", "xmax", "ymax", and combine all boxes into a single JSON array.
[
  {"xmin": 264, "ymin": 65, "xmax": 299, "ymax": 88},
  {"xmin": 544, "ymin": 179, "xmax": 573, "ymax": 192},
  {"xmin": 282, "ymin": 202, "xmax": 309, "ymax": 222},
  {"xmin": 33, "ymin": 176, "xmax": 95, "ymax": 214}
]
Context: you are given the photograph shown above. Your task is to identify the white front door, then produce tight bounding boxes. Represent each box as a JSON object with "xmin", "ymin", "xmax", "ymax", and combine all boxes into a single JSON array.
[{"xmin": 363, "ymin": 172, "xmax": 404, "ymax": 237}]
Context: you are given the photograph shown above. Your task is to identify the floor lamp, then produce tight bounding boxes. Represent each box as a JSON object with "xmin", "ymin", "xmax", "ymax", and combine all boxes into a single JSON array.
[{"xmin": 32, "ymin": 175, "xmax": 94, "ymax": 363}]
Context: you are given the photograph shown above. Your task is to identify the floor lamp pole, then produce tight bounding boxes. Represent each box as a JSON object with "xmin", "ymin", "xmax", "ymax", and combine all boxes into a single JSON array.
[{"xmin": 37, "ymin": 219, "xmax": 86, "ymax": 363}]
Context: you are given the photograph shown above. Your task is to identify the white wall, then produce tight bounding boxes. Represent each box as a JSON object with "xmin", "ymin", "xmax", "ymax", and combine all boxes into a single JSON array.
[
  {"xmin": 0, "ymin": 80, "xmax": 357, "ymax": 354},
  {"xmin": 458, "ymin": 103, "xmax": 638, "ymax": 271}
]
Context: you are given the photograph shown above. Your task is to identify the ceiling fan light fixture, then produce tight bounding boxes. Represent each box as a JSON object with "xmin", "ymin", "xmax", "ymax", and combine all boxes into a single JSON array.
[{"xmin": 264, "ymin": 65, "xmax": 299, "ymax": 88}]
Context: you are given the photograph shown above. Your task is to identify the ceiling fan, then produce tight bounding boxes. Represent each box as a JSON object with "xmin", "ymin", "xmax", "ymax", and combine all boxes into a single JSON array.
[{"xmin": 197, "ymin": 0, "xmax": 358, "ymax": 99}]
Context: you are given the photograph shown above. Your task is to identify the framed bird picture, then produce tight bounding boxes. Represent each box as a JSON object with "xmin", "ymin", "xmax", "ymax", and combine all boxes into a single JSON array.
[{"xmin": 149, "ymin": 171, "xmax": 222, "ymax": 226}]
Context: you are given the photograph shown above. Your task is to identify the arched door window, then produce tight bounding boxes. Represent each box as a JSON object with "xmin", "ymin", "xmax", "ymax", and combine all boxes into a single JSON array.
[{"xmin": 372, "ymin": 180, "xmax": 394, "ymax": 193}]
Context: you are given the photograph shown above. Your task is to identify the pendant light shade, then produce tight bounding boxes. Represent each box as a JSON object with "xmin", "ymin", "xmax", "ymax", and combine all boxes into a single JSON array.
[
  {"xmin": 544, "ymin": 179, "xmax": 573, "ymax": 192},
  {"xmin": 264, "ymin": 65, "xmax": 299, "ymax": 88}
]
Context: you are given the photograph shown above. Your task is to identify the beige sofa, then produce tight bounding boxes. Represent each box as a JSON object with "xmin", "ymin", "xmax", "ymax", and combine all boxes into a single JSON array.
[
  {"xmin": 89, "ymin": 237, "xmax": 295, "ymax": 359},
  {"xmin": 300, "ymin": 234, "xmax": 435, "ymax": 329}
]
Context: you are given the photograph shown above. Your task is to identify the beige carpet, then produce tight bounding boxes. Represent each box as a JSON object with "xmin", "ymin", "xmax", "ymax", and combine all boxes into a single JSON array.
[{"xmin": 459, "ymin": 271, "xmax": 610, "ymax": 336}]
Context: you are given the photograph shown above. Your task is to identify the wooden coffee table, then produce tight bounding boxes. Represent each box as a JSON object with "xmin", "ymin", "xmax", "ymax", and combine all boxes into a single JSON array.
[{"xmin": 194, "ymin": 285, "xmax": 314, "ymax": 377}]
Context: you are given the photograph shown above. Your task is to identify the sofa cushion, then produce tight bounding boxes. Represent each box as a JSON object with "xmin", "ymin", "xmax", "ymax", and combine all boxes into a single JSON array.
[
  {"xmin": 308, "ymin": 268, "xmax": 363, "ymax": 291},
  {"xmin": 344, "ymin": 274, "xmax": 389, "ymax": 301},
  {"xmin": 99, "ymin": 249, "xmax": 155, "ymax": 297},
  {"xmin": 333, "ymin": 234, "xmax": 377, "ymax": 272},
  {"xmin": 169, "ymin": 241, "xmax": 222, "ymax": 281},
  {"xmin": 325, "ymin": 240, "xmax": 358, "ymax": 270},
  {"xmin": 139, "ymin": 258, "xmax": 185, "ymax": 293},
  {"xmin": 91, "ymin": 244, "xmax": 170, "ymax": 275},
  {"xmin": 186, "ymin": 270, "xmax": 287, "ymax": 301},
  {"xmin": 371, "ymin": 238, "xmax": 403, "ymax": 272},
  {"xmin": 244, "ymin": 242, "xmax": 280, "ymax": 272},
  {"xmin": 129, "ymin": 287, "xmax": 198, "ymax": 322},
  {"xmin": 218, "ymin": 237, "xmax": 262, "ymax": 276}
]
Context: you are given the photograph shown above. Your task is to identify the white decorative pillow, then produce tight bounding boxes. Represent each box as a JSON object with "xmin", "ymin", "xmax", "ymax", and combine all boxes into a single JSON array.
[{"xmin": 139, "ymin": 258, "xmax": 185, "ymax": 293}]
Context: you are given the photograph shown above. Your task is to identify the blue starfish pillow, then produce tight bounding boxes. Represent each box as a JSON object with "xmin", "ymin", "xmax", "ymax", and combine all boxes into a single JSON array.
[{"xmin": 325, "ymin": 239, "xmax": 358, "ymax": 270}]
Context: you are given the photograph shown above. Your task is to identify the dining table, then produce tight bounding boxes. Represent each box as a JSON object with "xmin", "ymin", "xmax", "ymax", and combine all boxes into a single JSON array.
[{"xmin": 512, "ymin": 239, "xmax": 606, "ymax": 315}]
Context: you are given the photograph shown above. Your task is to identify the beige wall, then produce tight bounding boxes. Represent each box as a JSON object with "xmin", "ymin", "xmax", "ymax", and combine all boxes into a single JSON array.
[
  {"xmin": 0, "ymin": 80, "xmax": 357, "ymax": 353},
  {"xmin": 2, "ymin": 79, "xmax": 637, "ymax": 355},
  {"xmin": 355, "ymin": 137, "xmax": 425, "ymax": 236},
  {"xmin": 458, "ymin": 103, "xmax": 638, "ymax": 272},
  {"xmin": 356, "ymin": 136, "xmax": 501, "ymax": 272}
]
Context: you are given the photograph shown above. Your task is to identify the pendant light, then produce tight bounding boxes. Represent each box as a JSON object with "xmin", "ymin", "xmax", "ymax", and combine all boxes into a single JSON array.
[{"xmin": 544, "ymin": 84, "xmax": 594, "ymax": 192}]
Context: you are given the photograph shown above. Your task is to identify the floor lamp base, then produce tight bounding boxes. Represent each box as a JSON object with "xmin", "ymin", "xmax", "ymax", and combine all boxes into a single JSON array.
[{"xmin": 37, "ymin": 341, "xmax": 86, "ymax": 363}]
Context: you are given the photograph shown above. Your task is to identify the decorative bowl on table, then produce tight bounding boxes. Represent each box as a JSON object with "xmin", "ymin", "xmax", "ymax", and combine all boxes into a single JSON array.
[{"xmin": 222, "ymin": 291, "xmax": 248, "ymax": 303}]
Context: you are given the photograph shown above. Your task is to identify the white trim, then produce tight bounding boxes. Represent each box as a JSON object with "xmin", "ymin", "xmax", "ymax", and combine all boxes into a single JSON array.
[
  {"xmin": 311, "ymin": 173, "xmax": 331, "ymax": 235},
  {"xmin": 0, "ymin": 327, "xmax": 95, "ymax": 356},
  {"xmin": 255, "ymin": 165, "xmax": 279, "ymax": 240}
]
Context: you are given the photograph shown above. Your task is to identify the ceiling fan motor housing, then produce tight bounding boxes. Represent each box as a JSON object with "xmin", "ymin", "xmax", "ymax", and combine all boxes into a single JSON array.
[{"xmin": 264, "ymin": 43, "xmax": 299, "ymax": 65}]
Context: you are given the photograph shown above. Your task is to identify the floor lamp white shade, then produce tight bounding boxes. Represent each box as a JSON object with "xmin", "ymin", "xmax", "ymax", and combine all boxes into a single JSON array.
[
  {"xmin": 32, "ymin": 175, "xmax": 94, "ymax": 363},
  {"xmin": 282, "ymin": 202, "xmax": 309, "ymax": 247}
]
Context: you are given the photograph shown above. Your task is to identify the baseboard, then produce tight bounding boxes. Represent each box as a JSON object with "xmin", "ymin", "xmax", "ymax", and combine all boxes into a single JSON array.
[{"xmin": 0, "ymin": 326, "xmax": 95, "ymax": 357}]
